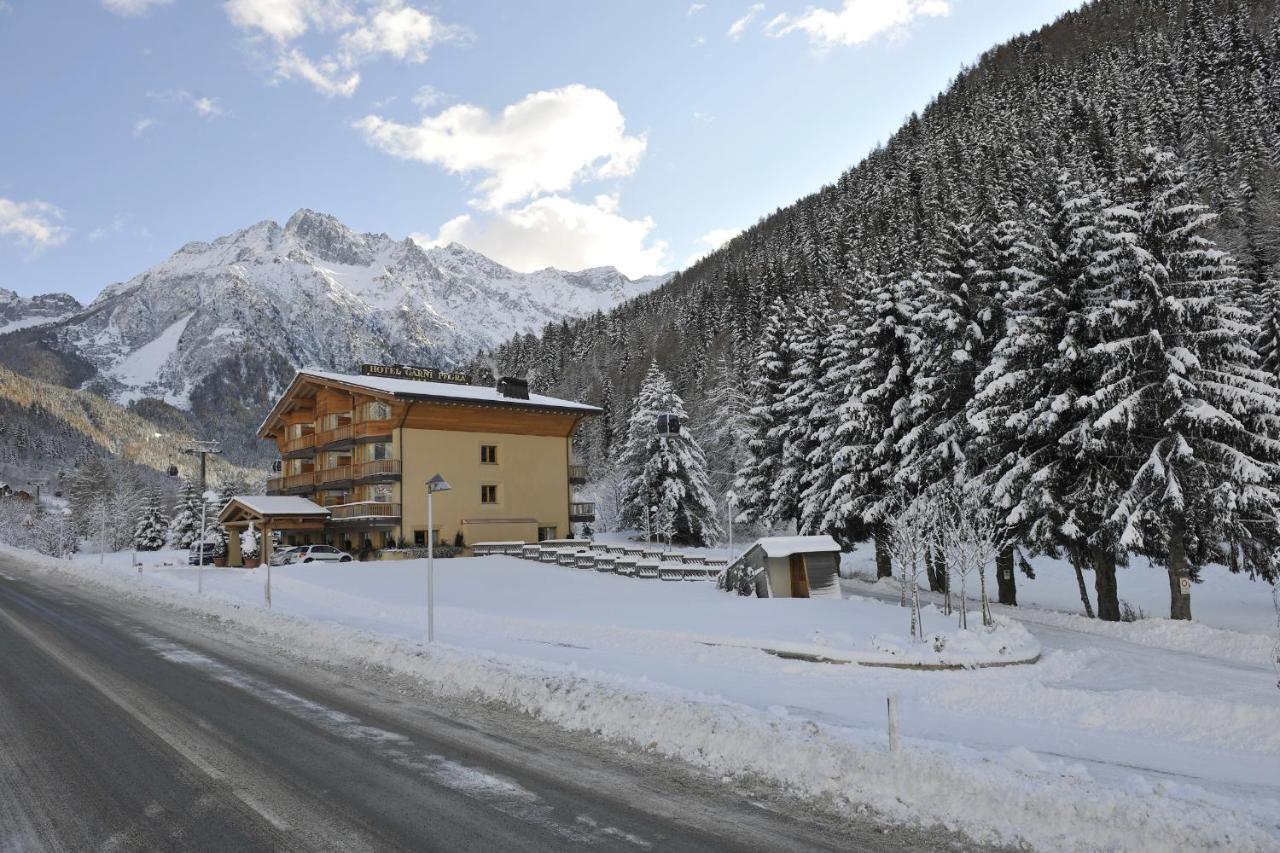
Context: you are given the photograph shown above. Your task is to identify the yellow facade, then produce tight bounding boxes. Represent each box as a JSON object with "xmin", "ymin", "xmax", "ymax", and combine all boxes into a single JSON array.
[{"xmin": 258, "ymin": 370, "xmax": 596, "ymax": 551}]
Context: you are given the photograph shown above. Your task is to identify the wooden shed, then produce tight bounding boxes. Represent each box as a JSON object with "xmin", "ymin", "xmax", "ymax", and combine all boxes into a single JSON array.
[{"xmin": 720, "ymin": 536, "xmax": 842, "ymax": 599}]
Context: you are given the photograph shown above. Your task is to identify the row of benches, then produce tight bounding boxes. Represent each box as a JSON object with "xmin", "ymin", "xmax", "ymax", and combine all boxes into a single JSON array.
[{"xmin": 472, "ymin": 540, "xmax": 729, "ymax": 581}]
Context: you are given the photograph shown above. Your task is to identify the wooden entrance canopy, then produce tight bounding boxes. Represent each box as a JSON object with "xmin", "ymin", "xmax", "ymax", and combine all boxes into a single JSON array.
[{"xmin": 218, "ymin": 496, "xmax": 330, "ymax": 567}]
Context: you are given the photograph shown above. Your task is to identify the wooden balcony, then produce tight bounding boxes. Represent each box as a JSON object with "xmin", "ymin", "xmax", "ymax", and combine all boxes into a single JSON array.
[
  {"xmin": 353, "ymin": 459, "xmax": 401, "ymax": 482},
  {"xmin": 267, "ymin": 471, "xmax": 316, "ymax": 495},
  {"xmin": 329, "ymin": 501, "xmax": 401, "ymax": 522},
  {"xmin": 282, "ymin": 432, "xmax": 315, "ymax": 458},
  {"xmin": 352, "ymin": 419, "xmax": 394, "ymax": 442},
  {"xmin": 315, "ymin": 424, "xmax": 353, "ymax": 449},
  {"xmin": 314, "ymin": 465, "xmax": 353, "ymax": 488},
  {"xmin": 568, "ymin": 464, "xmax": 588, "ymax": 485},
  {"xmin": 569, "ymin": 501, "xmax": 596, "ymax": 522}
]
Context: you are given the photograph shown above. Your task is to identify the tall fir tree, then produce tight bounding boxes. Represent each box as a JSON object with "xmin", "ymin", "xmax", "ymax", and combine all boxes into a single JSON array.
[
  {"xmin": 618, "ymin": 363, "xmax": 723, "ymax": 546},
  {"xmin": 167, "ymin": 477, "xmax": 203, "ymax": 548},
  {"xmin": 1087, "ymin": 148, "xmax": 1280, "ymax": 620},
  {"xmin": 736, "ymin": 298, "xmax": 794, "ymax": 527},
  {"xmin": 133, "ymin": 487, "xmax": 169, "ymax": 551}
]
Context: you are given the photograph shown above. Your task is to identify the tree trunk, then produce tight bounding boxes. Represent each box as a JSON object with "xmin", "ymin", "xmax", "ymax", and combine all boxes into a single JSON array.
[
  {"xmin": 874, "ymin": 525, "xmax": 893, "ymax": 579},
  {"xmin": 1167, "ymin": 525, "xmax": 1192, "ymax": 621},
  {"xmin": 925, "ymin": 548, "xmax": 942, "ymax": 592},
  {"xmin": 1069, "ymin": 548, "xmax": 1095, "ymax": 619},
  {"xmin": 1091, "ymin": 546, "xmax": 1120, "ymax": 622},
  {"xmin": 995, "ymin": 546, "xmax": 1016, "ymax": 606}
]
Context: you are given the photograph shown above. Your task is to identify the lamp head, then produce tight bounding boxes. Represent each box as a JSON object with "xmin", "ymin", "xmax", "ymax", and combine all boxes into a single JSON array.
[{"xmin": 426, "ymin": 474, "xmax": 452, "ymax": 493}]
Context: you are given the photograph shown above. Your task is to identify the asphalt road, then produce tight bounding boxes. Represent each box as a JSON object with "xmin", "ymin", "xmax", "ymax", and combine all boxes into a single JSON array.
[{"xmin": 0, "ymin": 556, "xmax": 989, "ymax": 853}]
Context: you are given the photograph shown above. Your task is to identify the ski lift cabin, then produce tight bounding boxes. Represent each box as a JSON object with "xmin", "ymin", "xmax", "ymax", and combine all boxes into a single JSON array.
[
  {"xmin": 656, "ymin": 413, "xmax": 681, "ymax": 435},
  {"xmin": 721, "ymin": 536, "xmax": 842, "ymax": 599}
]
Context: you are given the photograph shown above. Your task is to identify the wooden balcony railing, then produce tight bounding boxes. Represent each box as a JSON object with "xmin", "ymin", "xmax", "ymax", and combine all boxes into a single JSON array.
[
  {"xmin": 314, "ymin": 424, "xmax": 352, "ymax": 447},
  {"xmin": 314, "ymin": 465, "xmax": 352, "ymax": 486},
  {"xmin": 268, "ymin": 471, "xmax": 316, "ymax": 493},
  {"xmin": 353, "ymin": 459, "xmax": 401, "ymax": 480},
  {"xmin": 569, "ymin": 502, "xmax": 596, "ymax": 521},
  {"xmin": 282, "ymin": 433, "xmax": 315, "ymax": 455},
  {"xmin": 330, "ymin": 501, "xmax": 401, "ymax": 520},
  {"xmin": 568, "ymin": 464, "xmax": 588, "ymax": 484},
  {"xmin": 353, "ymin": 419, "xmax": 394, "ymax": 440}
]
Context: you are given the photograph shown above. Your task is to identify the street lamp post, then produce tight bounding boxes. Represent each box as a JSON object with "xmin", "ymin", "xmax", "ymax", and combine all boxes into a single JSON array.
[
  {"xmin": 426, "ymin": 474, "xmax": 451, "ymax": 643},
  {"xmin": 725, "ymin": 489, "xmax": 738, "ymax": 563},
  {"xmin": 180, "ymin": 440, "xmax": 221, "ymax": 595}
]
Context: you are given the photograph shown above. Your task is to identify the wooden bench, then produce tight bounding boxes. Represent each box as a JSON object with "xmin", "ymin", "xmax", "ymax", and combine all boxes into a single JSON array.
[
  {"xmin": 704, "ymin": 558, "xmax": 729, "ymax": 568},
  {"xmin": 622, "ymin": 547, "xmax": 645, "ymax": 558},
  {"xmin": 681, "ymin": 555, "xmax": 707, "ymax": 565}
]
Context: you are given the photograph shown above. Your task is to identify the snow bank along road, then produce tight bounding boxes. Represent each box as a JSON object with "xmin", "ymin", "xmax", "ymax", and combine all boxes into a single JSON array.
[{"xmin": 0, "ymin": 556, "xmax": 987, "ymax": 853}]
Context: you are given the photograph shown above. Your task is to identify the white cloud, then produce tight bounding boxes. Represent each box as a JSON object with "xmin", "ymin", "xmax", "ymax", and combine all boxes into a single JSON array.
[
  {"xmin": 0, "ymin": 198, "xmax": 70, "ymax": 253},
  {"xmin": 415, "ymin": 195, "xmax": 667, "ymax": 278},
  {"xmin": 355, "ymin": 84, "xmax": 647, "ymax": 210},
  {"xmin": 148, "ymin": 90, "xmax": 228, "ymax": 119},
  {"xmin": 687, "ymin": 3, "xmax": 705, "ymax": 15},
  {"xmin": 132, "ymin": 117, "xmax": 158, "ymax": 138},
  {"xmin": 102, "ymin": 0, "xmax": 172, "ymax": 16},
  {"xmin": 765, "ymin": 0, "xmax": 950, "ymax": 48},
  {"xmin": 0, "ymin": 2, "xmax": 13, "ymax": 13},
  {"xmin": 275, "ymin": 48, "xmax": 361, "ymax": 97},
  {"xmin": 411, "ymin": 83, "xmax": 448, "ymax": 111},
  {"xmin": 223, "ymin": 0, "xmax": 356, "ymax": 43},
  {"xmin": 224, "ymin": 0, "xmax": 459, "ymax": 96},
  {"xmin": 728, "ymin": 3, "xmax": 763, "ymax": 39},
  {"xmin": 685, "ymin": 227, "xmax": 742, "ymax": 266},
  {"xmin": 340, "ymin": 0, "xmax": 462, "ymax": 63}
]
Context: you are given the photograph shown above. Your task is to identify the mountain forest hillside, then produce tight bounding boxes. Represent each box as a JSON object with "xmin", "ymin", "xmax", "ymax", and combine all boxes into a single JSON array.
[{"xmin": 483, "ymin": 0, "xmax": 1280, "ymax": 619}]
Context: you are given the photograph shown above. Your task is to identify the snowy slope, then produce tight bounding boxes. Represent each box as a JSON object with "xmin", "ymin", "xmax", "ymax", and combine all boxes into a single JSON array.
[{"xmin": 23, "ymin": 210, "xmax": 668, "ymax": 410}]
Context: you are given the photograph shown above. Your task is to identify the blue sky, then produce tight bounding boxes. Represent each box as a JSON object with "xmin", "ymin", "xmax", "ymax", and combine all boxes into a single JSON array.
[{"xmin": 0, "ymin": 0, "xmax": 1082, "ymax": 301}]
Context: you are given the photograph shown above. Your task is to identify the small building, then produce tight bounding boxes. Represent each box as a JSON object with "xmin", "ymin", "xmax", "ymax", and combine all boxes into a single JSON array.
[
  {"xmin": 218, "ymin": 496, "xmax": 331, "ymax": 567},
  {"xmin": 257, "ymin": 366, "xmax": 600, "ymax": 551},
  {"xmin": 722, "ymin": 536, "xmax": 842, "ymax": 598}
]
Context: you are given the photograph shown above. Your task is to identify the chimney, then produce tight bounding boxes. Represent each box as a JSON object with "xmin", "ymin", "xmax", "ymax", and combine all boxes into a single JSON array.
[{"xmin": 496, "ymin": 376, "xmax": 529, "ymax": 400}]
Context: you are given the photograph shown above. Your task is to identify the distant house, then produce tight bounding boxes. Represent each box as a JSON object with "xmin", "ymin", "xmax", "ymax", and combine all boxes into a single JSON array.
[
  {"xmin": 0, "ymin": 483, "xmax": 10, "ymax": 498},
  {"xmin": 5, "ymin": 489, "xmax": 34, "ymax": 502},
  {"xmin": 721, "ymin": 536, "xmax": 842, "ymax": 599}
]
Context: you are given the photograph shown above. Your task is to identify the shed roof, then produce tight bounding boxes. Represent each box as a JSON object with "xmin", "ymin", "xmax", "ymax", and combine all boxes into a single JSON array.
[
  {"xmin": 753, "ymin": 535, "xmax": 842, "ymax": 558},
  {"xmin": 219, "ymin": 495, "xmax": 329, "ymax": 523}
]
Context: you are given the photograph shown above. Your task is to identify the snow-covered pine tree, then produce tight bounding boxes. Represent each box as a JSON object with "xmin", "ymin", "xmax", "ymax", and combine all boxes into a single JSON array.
[
  {"xmin": 736, "ymin": 298, "xmax": 795, "ymax": 527},
  {"xmin": 67, "ymin": 456, "xmax": 111, "ymax": 539},
  {"xmin": 897, "ymin": 214, "xmax": 1002, "ymax": 494},
  {"xmin": 618, "ymin": 363, "xmax": 722, "ymax": 546},
  {"xmin": 133, "ymin": 487, "xmax": 168, "ymax": 551},
  {"xmin": 1087, "ymin": 148, "xmax": 1280, "ymax": 621},
  {"xmin": 1254, "ymin": 278, "xmax": 1280, "ymax": 383},
  {"xmin": 970, "ymin": 170, "xmax": 1129, "ymax": 618},
  {"xmin": 825, "ymin": 273, "xmax": 921, "ymax": 577},
  {"xmin": 167, "ymin": 477, "xmax": 203, "ymax": 548},
  {"xmin": 699, "ymin": 352, "xmax": 754, "ymax": 497},
  {"xmin": 776, "ymin": 294, "xmax": 830, "ymax": 533}
]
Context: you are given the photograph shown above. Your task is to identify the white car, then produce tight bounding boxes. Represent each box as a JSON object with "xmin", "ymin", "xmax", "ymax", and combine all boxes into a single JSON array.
[
  {"xmin": 270, "ymin": 546, "xmax": 307, "ymax": 566},
  {"xmin": 289, "ymin": 545, "xmax": 353, "ymax": 564}
]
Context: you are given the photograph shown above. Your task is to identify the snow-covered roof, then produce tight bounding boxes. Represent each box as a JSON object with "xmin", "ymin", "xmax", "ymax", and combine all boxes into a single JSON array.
[
  {"xmin": 260, "ymin": 369, "xmax": 601, "ymax": 436},
  {"xmin": 301, "ymin": 370, "xmax": 600, "ymax": 412},
  {"xmin": 753, "ymin": 535, "xmax": 842, "ymax": 558},
  {"xmin": 222, "ymin": 496, "xmax": 330, "ymax": 518}
]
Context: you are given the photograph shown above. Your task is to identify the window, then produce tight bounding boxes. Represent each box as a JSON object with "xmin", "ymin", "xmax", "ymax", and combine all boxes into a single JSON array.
[
  {"xmin": 481, "ymin": 484, "xmax": 498, "ymax": 504},
  {"xmin": 364, "ymin": 483, "xmax": 393, "ymax": 503},
  {"xmin": 537, "ymin": 526, "xmax": 557, "ymax": 542},
  {"xmin": 360, "ymin": 400, "xmax": 391, "ymax": 421},
  {"xmin": 414, "ymin": 530, "xmax": 425, "ymax": 546},
  {"xmin": 480, "ymin": 444, "xmax": 498, "ymax": 464}
]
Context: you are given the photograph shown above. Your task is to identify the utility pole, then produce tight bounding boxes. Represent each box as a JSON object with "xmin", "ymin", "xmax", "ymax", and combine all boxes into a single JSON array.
[
  {"xmin": 180, "ymin": 440, "xmax": 221, "ymax": 593},
  {"xmin": 26, "ymin": 479, "xmax": 47, "ymax": 506},
  {"xmin": 725, "ymin": 489, "xmax": 738, "ymax": 563}
]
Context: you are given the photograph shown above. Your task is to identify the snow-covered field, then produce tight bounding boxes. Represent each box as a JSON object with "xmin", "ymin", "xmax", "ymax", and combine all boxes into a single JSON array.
[{"xmin": 7, "ymin": 542, "xmax": 1279, "ymax": 852}]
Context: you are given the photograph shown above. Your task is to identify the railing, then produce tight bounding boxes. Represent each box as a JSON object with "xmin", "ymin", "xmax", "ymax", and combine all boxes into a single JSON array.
[
  {"xmin": 282, "ymin": 432, "xmax": 316, "ymax": 455},
  {"xmin": 569, "ymin": 501, "xmax": 596, "ymax": 521},
  {"xmin": 329, "ymin": 501, "xmax": 401, "ymax": 520},
  {"xmin": 314, "ymin": 465, "xmax": 352, "ymax": 486},
  {"xmin": 268, "ymin": 471, "xmax": 316, "ymax": 493},
  {"xmin": 353, "ymin": 459, "xmax": 401, "ymax": 480},
  {"xmin": 314, "ymin": 424, "xmax": 352, "ymax": 447},
  {"xmin": 568, "ymin": 464, "xmax": 588, "ymax": 483},
  {"xmin": 353, "ymin": 419, "xmax": 394, "ymax": 440}
]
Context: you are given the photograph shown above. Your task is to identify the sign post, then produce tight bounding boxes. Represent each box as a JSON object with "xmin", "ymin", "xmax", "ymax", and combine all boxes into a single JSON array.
[{"xmin": 426, "ymin": 474, "xmax": 452, "ymax": 643}]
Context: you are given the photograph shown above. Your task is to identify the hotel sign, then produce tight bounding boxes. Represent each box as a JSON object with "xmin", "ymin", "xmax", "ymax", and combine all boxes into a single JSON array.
[{"xmin": 360, "ymin": 363, "xmax": 471, "ymax": 385}]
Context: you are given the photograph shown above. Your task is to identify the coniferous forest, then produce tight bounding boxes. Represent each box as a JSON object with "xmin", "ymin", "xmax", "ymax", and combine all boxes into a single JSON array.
[{"xmin": 478, "ymin": 0, "xmax": 1280, "ymax": 621}]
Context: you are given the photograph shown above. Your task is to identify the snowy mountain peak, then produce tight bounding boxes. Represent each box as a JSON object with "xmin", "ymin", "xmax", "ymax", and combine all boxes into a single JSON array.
[{"xmin": 283, "ymin": 209, "xmax": 380, "ymax": 266}]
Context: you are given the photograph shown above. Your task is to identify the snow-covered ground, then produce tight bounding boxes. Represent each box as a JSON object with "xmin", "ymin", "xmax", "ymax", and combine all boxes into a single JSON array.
[{"xmin": 7, "ymin": 542, "xmax": 1279, "ymax": 852}]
